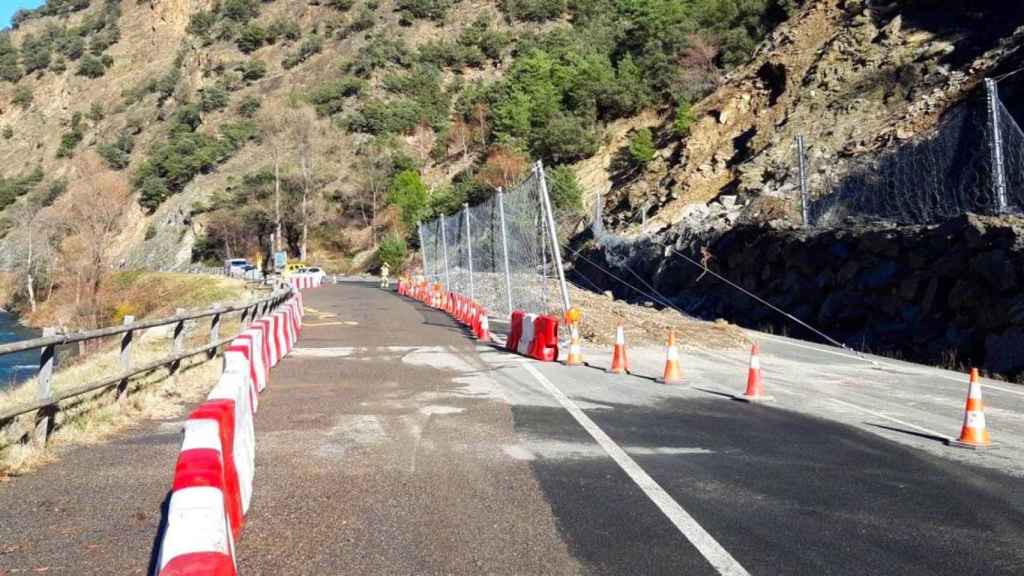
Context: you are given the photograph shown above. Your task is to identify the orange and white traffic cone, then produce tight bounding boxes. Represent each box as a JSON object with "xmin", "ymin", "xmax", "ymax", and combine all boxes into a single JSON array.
[
  {"xmin": 566, "ymin": 324, "xmax": 584, "ymax": 366},
  {"xmin": 478, "ymin": 311, "xmax": 491, "ymax": 343},
  {"xmin": 609, "ymin": 325, "xmax": 628, "ymax": 374},
  {"xmin": 948, "ymin": 368, "xmax": 993, "ymax": 449},
  {"xmin": 735, "ymin": 343, "xmax": 772, "ymax": 402},
  {"xmin": 661, "ymin": 330, "xmax": 681, "ymax": 384}
]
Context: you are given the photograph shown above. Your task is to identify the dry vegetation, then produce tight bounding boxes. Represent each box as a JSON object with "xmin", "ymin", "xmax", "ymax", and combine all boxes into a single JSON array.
[
  {"xmin": 568, "ymin": 284, "xmax": 748, "ymax": 351},
  {"xmin": 0, "ymin": 271, "xmax": 253, "ymax": 478}
]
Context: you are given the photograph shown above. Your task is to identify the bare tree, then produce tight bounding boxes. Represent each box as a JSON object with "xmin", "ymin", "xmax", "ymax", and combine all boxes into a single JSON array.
[
  {"xmin": 287, "ymin": 106, "xmax": 320, "ymax": 262},
  {"xmin": 258, "ymin": 102, "xmax": 293, "ymax": 255},
  {"xmin": 58, "ymin": 162, "xmax": 131, "ymax": 327},
  {"xmin": 409, "ymin": 122, "xmax": 436, "ymax": 165}
]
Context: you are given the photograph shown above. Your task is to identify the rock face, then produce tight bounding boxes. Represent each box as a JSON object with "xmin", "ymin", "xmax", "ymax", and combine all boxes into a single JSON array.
[
  {"xmin": 571, "ymin": 214, "xmax": 1024, "ymax": 377},
  {"xmin": 594, "ymin": 1, "xmax": 1024, "ymax": 234}
]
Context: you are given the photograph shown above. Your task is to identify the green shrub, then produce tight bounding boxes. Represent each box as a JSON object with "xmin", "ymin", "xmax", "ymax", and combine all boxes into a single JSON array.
[
  {"xmin": 348, "ymin": 36, "xmax": 411, "ymax": 77},
  {"xmin": 237, "ymin": 95, "xmax": 261, "ymax": 117},
  {"xmin": 396, "ymin": 0, "xmax": 454, "ymax": 22},
  {"xmin": 282, "ymin": 34, "xmax": 323, "ymax": 69},
  {"xmin": 500, "ymin": 0, "xmax": 564, "ymax": 22},
  {"xmin": 2, "ymin": 126, "xmax": 12, "ymax": 140},
  {"xmin": 133, "ymin": 111, "xmax": 260, "ymax": 211},
  {"xmin": 236, "ymin": 23, "xmax": 266, "ymax": 53},
  {"xmin": 20, "ymin": 33, "xmax": 52, "ymax": 74},
  {"xmin": 199, "ymin": 85, "xmax": 230, "ymax": 112},
  {"xmin": 57, "ymin": 112, "xmax": 85, "ymax": 158},
  {"xmin": 222, "ymin": 0, "xmax": 259, "ymax": 23},
  {"xmin": 267, "ymin": 19, "xmax": 301, "ymax": 42},
  {"xmin": 0, "ymin": 167, "xmax": 43, "ymax": 212},
  {"xmin": 546, "ymin": 165, "xmax": 582, "ymax": 213},
  {"xmin": 76, "ymin": 53, "xmax": 106, "ymax": 77},
  {"xmin": 240, "ymin": 59, "xmax": 266, "ymax": 81},
  {"xmin": 627, "ymin": 128, "xmax": 656, "ymax": 167},
  {"xmin": 349, "ymin": 7, "xmax": 375, "ymax": 32},
  {"xmin": 0, "ymin": 35, "xmax": 22, "ymax": 82},
  {"xmin": 308, "ymin": 76, "xmax": 364, "ymax": 116},
  {"xmin": 97, "ymin": 130, "xmax": 135, "ymax": 170},
  {"xmin": 673, "ymin": 100, "xmax": 696, "ymax": 137},
  {"xmin": 377, "ymin": 235, "xmax": 407, "ymax": 269},
  {"xmin": 387, "ymin": 169, "xmax": 428, "ymax": 229},
  {"xmin": 87, "ymin": 101, "xmax": 105, "ymax": 121},
  {"xmin": 327, "ymin": 0, "xmax": 355, "ymax": 10},
  {"xmin": 12, "ymin": 85, "xmax": 33, "ymax": 109}
]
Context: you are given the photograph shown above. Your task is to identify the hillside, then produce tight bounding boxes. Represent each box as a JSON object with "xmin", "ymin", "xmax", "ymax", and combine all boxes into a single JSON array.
[
  {"xmin": 1, "ymin": 0, "xmax": 1022, "ymax": 332},
  {"xmin": 0, "ymin": 0, "xmax": 804, "ymax": 316},
  {"xmin": 590, "ymin": 0, "xmax": 1024, "ymax": 233}
]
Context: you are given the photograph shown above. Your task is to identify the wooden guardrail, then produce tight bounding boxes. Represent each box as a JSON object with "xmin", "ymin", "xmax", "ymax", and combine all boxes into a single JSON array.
[{"xmin": 0, "ymin": 283, "xmax": 294, "ymax": 446}]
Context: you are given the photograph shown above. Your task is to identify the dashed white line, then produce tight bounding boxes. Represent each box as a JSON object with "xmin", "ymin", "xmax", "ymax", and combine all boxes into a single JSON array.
[{"xmin": 521, "ymin": 362, "xmax": 751, "ymax": 576}]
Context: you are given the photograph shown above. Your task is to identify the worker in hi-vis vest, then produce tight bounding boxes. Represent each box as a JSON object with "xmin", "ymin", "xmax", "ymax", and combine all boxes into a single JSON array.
[{"xmin": 380, "ymin": 262, "xmax": 391, "ymax": 289}]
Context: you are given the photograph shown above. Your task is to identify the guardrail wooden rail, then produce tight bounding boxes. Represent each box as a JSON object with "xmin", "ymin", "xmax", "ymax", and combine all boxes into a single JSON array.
[{"xmin": 0, "ymin": 284, "xmax": 294, "ymax": 446}]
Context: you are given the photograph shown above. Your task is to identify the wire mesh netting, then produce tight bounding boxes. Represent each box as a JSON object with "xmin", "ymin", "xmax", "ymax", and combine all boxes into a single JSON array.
[
  {"xmin": 420, "ymin": 165, "xmax": 567, "ymax": 318},
  {"xmin": 795, "ymin": 83, "xmax": 1024, "ymax": 226}
]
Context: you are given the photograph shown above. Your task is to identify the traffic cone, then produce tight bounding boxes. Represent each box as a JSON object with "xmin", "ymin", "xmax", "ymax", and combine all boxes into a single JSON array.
[
  {"xmin": 478, "ymin": 311, "xmax": 491, "ymax": 342},
  {"xmin": 609, "ymin": 325, "xmax": 628, "ymax": 374},
  {"xmin": 735, "ymin": 343, "xmax": 772, "ymax": 402},
  {"xmin": 566, "ymin": 324, "xmax": 584, "ymax": 366},
  {"xmin": 948, "ymin": 368, "xmax": 993, "ymax": 449},
  {"xmin": 661, "ymin": 330, "xmax": 682, "ymax": 384}
]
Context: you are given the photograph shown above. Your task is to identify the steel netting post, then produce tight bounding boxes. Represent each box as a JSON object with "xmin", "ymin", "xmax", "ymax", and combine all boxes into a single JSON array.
[
  {"xmin": 440, "ymin": 214, "xmax": 450, "ymax": 288},
  {"xmin": 417, "ymin": 222, "xmax": 430, "ymax": 280},
  {"xmin": 464, "ymin": 203, "xmax": 475, "ymax": 300},
  {"xmin": 536, "ymin": 161, "xmax": 572, "ymax": 320},
  {"xmin": 797, "ymin": 135, "xmax": 810, "ymax": 226},
  {"xmin": 497, "ymin": 188, "xmax": 514, "ymax": 317},
  {"xmin": 986, "ymin": 78, "xmax": 1009, "ymax": 214}
]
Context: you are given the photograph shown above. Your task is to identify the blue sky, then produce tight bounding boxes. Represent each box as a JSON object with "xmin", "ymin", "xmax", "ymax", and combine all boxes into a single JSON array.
[{"xmin": 2, "ymin": 0, "xmax": 45, "ymax": 30}]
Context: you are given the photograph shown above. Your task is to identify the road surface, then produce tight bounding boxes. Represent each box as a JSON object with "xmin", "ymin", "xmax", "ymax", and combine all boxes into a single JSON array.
[
  {"xmin": 2, "ymin": 280, "xmax": 1023, "ymax": 575},
  {"xmin": 240, "ymin": 282, "xmax": 1024, "ymax": 575}
]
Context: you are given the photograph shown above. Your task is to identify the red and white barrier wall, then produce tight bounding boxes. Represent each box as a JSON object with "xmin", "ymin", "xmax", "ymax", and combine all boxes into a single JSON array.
[
  {"xmin": 288, "ymin": 273, "xmax": 324, "ymax": 292},
  {"xmin": 155, "ymin": 288, "xmax": 304, "ymax": 576},
  {"xmin": 395, "ymin": 279, "xmax": 559, "ymax": 362}
]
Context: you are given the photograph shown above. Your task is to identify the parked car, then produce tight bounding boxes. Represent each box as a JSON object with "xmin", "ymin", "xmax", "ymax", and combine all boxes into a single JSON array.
[
  {"xmin": 305, "ymin": 266, "xmax": 327, "ymax": 283},
  {"xmin": 224, "ymin": 258, "xmax": 249, "ymax": 277}
]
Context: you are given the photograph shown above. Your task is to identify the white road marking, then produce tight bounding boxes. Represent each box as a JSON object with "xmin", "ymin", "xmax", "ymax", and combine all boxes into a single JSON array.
[
  {"xmin": 829, "ymin": 398, "xmax": 952, "ymax": 441},
  {"xmin": 729, "ymin": 333, "xmax": 1024, "ymax": 401},
  {"xmin": 521, "ymin": 362, "xmax": 750, "ymax": 576}
]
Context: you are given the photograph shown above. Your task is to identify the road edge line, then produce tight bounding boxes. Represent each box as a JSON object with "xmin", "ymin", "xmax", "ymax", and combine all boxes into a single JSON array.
[{"xmin": 521, "ymin": 362, "xmax": 751, "ymax": 576}]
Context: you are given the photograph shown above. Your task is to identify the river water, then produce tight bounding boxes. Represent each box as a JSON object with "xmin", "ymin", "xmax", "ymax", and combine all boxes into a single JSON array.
[{"xmin": 0, "ymin": 311, "xmax": 41, "ymax": 391}]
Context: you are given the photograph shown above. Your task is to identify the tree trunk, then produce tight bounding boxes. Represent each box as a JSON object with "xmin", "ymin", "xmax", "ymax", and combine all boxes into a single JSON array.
[
  {"xmin": 26, "ymin": 227, "xmax": 36, "ymax": 313},
  {"xmin": 26, "ymin": 274, "xmax": 36, "ymax": 314},
  {"xmin": 274, "ymin": 155, "xmax": 282, "ymax": 254}
]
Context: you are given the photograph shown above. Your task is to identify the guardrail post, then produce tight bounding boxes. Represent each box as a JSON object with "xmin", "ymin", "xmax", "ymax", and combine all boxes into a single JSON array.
[
  {"xmin": 118, "ymin": 316, "xmax": 135, "ymax": 401},
  {"xmin": 208, "ymin": 304, "xmax": 222, "ymax": 360},
  {"xmin": 170, "ymin": 308, "xmax": 185, "ymax": 384},
  {"xmin": 33, "ymin": 327, "xmax": 57, "ymax": 446}
]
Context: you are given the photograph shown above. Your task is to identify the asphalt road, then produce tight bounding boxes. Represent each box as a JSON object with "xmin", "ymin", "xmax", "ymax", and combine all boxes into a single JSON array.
[
  {"xmin": 239, "ymin": 282, "xmax": 1024, "ymax": 575},
  {"xmin": 2, "ymin": 281, "xmax": 1023, "ymax": 575}
]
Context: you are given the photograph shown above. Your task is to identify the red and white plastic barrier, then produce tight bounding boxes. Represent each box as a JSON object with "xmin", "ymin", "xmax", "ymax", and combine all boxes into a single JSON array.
[
  {"xmin": 156, "ymin": 288, "xmax": 304, "ymax": 575},
  {"xmin": 289, "ymin": 274, "xmax": 324, "ymax": 292}
]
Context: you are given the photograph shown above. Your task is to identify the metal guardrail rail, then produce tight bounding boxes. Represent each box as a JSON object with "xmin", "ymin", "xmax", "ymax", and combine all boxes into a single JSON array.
[{"xmin": 0, "ymin": 283, "xmax": 294, "ymax": 446}]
